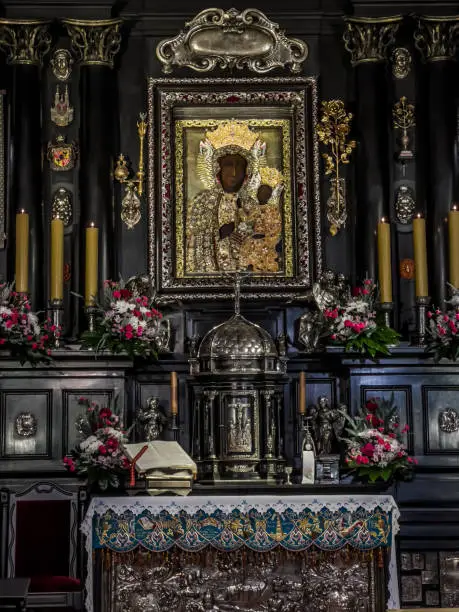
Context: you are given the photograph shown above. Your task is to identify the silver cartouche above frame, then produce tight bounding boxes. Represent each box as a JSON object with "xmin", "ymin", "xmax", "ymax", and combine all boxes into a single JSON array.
[{"xmin": 156, "ymin": 8, "xmax": 308, "ymax": 75}]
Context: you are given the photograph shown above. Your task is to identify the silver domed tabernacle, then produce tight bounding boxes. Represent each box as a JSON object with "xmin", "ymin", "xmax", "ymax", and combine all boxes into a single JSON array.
[
  {"xmin": 189, "ymin": 274, "xmax": 288, "ymax": 484},
  {"xmin": 196, "ymin": 313, "xmax": 280, "ymax": 375}
]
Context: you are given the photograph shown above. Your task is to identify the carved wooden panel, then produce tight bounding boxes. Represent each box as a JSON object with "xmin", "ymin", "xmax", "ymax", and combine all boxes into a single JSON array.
[
  {"xmin": 1, "ymin": 390, "xmax": 52, "ymax": 458},
  {"xmin": 62, "ymin": 389, "xmax": 115, "ymax": 454},
  {"xmin": 399, "ymin": 550, "xmax": 459, "ymax": 608},
  {"xmin": 422, "ymin": 386, "xmax": 459, "ymax": 454},
  {"xmin": 360, "ymin": 385, "xmax": 413, "ymax": 453}
]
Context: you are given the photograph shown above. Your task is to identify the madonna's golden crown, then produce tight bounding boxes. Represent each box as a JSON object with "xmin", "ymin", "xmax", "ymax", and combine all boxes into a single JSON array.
[
  {"xmin": 259, "ymin": 166, "xmax": 284, "ymax": 188},
  {"xmin": 206, "ymin": 120, "xmax": 259, "ymax": 151}
]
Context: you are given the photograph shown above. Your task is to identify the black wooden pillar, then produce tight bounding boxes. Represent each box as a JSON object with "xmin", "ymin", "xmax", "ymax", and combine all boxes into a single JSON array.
[
  {"xmin": 343, "ymin": 17, "xmax": 402, "ymax": 282},
  {"xmin": 63, "ymin": 19, "xmax": 122, "ymax": 299},
  {"xmin": 414, "ymin": 16, "xmax": 458, "ymax": 307},
  {"xmin": 0, "ymin": 20, "xmax": 51, "ymax": 310}
]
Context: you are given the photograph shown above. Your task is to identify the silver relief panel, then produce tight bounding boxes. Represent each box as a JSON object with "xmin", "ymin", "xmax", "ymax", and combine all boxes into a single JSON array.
[
  {"xmin": 441, "ymin": 552, "xmax": 459, "ymax": 606},
  {"xmin": 400, "ymin": 551, "xmax": 441, "ymax": 607},
  {"xmin": 226, "ymin": 399, "xmax": 254, "ymax": 454},
  {"xmin": 156, "ymin": 8, "xmax": 308, "ymax": 75},
  {"xmin": 109, "ymin": 549, "xmax": 378, "ymax": 612}
]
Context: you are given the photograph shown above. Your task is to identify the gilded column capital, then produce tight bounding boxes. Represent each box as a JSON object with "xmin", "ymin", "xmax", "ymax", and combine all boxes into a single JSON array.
[
  {"xmin": 0, "ymin": 19, "xmax": 52, "ymax": 66},
  {"xmin": 414, "ymin": 15, "xmax": 459, "ymax": 62},
  {"xmin": 62, "ymin": 18, "xmax": 122, "ymax": 69},
  {"xmin": 343, "ymin": 16, "xmax": 403, "ymax": 67}
]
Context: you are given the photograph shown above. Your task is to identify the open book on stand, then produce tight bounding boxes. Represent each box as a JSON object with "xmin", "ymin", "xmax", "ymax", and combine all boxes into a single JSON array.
[{"xmin": 123, "ymin": 441, "xmax": 197, "ymax": 495}]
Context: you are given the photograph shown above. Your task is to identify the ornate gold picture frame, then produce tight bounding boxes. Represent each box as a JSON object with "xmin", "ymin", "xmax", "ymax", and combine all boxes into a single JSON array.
[{"xmin": 147, "ymin": 77, "xmax": 322, "ymax": 300}]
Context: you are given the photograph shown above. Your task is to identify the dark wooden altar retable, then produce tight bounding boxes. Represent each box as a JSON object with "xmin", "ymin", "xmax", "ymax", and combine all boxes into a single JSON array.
[{"xmin": 1, "ymin": 2, "xmax": 459, "ymax": 611}]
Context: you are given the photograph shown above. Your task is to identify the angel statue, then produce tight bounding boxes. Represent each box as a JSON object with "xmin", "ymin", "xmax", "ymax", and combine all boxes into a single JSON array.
[
  {"xmin": 298, "ymin": 310, "xmax": 321, "ymax": 352},
  {"xmin": 186, "ymin": 120, "xmax": 279, "ymax": 274},
  {"xmin": 137, "ymin": 397, "xmax": 168, "ymax": 442},
  {"xmin": 308, "ymin": 396, "xmax": 347, "ymax": 456},
  {"xmin": 446, "ymin": 282, "xmax": 459, "ymax": 308},
  {"xmin": 126, "ymin": 274, "xmax": 154, "ymax": 299}
]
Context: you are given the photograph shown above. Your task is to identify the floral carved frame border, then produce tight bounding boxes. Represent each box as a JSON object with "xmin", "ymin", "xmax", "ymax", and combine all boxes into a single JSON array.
[{"xmin": 147, "ymin": 77, "xmax": 322, "ymax": 301}]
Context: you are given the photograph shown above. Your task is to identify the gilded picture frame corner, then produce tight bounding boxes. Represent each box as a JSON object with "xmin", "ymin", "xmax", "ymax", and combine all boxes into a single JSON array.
[{"xmin": 147, "ymin": 76, "xmax": 322, "ymax": 301}]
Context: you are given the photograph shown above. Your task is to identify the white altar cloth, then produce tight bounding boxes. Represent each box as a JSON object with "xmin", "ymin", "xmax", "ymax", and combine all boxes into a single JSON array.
[{"xmin": 82, "ymin": 494, "xmax": 400, "ymax": 611}]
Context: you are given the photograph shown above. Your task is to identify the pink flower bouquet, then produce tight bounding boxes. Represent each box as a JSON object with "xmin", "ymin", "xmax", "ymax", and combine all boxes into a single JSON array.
[
  {"xmin": 323, "ymin": 279, "xmax": 400, "ymax": 358},
  {"xmin": 63, "ymin": 398, "xmax": 130, "ymax": 491},
  {"xmin": 427, "ymin": 307, "xmax": 459, "ymax": 361},
  {"xmin": 0, "ymin": 283, "xmax": 60, "ymax": 365},
  {"xmin": 80, "ymin": 280, "xmax": 164, "ymax": 360},
  {"xmin": 342, "ymin": 395, "xmax": 416, "ymax": 482}
]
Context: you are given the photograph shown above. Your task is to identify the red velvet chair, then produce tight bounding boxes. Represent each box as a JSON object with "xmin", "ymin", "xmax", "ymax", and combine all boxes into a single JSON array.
[{"xmin": 3, "ymin": 481, "xmax": 85, "ymax": 610}]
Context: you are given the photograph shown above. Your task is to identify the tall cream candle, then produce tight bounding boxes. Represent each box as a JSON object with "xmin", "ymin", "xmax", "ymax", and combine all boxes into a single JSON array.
[
  {"xmin": 449, "ymin": 205, "xmax": 459, "ymax": 289},
  {"xmin": 15, "ymin": 210, "xmax": 29, "ymax": 293},
  {"xmin": 377, "ymin": 218, "xmax": 392, "ymax": 303},
  {"xmin": 85, "ymin": 223, "xmax": 99, "ymax": 306},
  {"xmin": 299, "ymin": 372, "xmax": 306, "ymax": 415},
  {"xmin": 50, "ymin": 216, "xmax": 64, "ymax": 301},
  {"xmin": 171, "ymin": 372, "xmax": 178, "ymax": 415},
  {"xmin": 413, "ymin": 213, "xmax": 428, "ymax": 297}
]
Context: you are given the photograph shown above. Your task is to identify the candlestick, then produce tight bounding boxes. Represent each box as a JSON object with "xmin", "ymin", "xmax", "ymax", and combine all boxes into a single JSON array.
[
  {"xmin": 379, "ymin": 301, "xmax": 394, "ymax": 328},
  {"xmin": 85, "ymin": 223, "xmax": 99, "ymax": 307},
  {"xmin": 46, "ymin": 298, "xmax": 64, "ymax": 349},
  {"xmin": 170, "ymin": 371, "xmax": 178, "ymax": 415},
  {"xmin": 377, "ymin": 218, "xmax": 392, "ymax": 303},
  {"xmin": 50, "ymin": 216, "xmax": 64, "ymax": 301},
  {"xmin": 449, "ymin": 205, "xmax": 459, "ymax": 289},
  {"xmin": 298, "ymin": 372, "xmax": 306, "ymax": 415},
  {"xmin": 15, "ymin": 210, "xmax": 29, "ymax": 293},
  {"xmin": 412, "ymin": 296, "xmax": 430, "ymax": 347},
  {"xmin": 413, "ymin": 213, "xmax": 429, "ymax": 297}
]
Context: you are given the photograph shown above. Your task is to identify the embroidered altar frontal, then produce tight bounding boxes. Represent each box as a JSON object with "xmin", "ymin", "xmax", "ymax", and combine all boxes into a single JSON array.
[
  {"xmin": 83, "ymin": 495, "xmax": 400, "ymax": 611},
  {"xmin": 92, "ymin": 499, "xmax": 393, "ymax": 553}
]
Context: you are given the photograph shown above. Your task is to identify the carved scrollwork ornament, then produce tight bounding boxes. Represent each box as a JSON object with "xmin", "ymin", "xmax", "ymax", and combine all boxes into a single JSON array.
[
  {"xmin": 51, "ymin": 187, "xmax": 73, "ymax": 226},
  {"xmin": 395, "ymin": 185, "xmax": 416, "ymax": 224},
  {"xmin": 15, "ymin": 412, "xmax": 38, "ymax": 437},
  {"xmin": 51, "ymin": 48, "xmax": 74, "ymax": 81},
  {"xmin": 343, "ymin": 16, "xmax": 403, "ymax": 67},
  {"xmin": 439, "ymin": 407, "xmax": 459, "ymax": 433},
  {"xmin": 414, "ymin": 16, "xmax": 459, "ymax": 62},
  {"xmin": 0, "ymin": 19, "xmax": 52, "ymax": 65},
  {"xmin": 156, "ymin": 8, "xmax": 308, "ymax": 74},
  {"xmin": 62, "ymin": 18, "xmax": 122, "ymax": 68},
  {"xmin": 392, "ymin": 47, "xmax": 412, "ymax": 79}
]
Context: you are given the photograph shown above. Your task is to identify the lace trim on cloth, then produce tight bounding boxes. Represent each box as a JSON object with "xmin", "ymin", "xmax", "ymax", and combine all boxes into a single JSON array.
[{"xmin": 82, "ymin": 495, "xmax": 400, "ymax": 611}]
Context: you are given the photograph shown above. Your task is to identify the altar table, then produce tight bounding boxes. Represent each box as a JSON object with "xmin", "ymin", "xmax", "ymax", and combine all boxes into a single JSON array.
[{"xmin": 82, "ymin": 494, "xmax": 400, "ymax": 612}]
